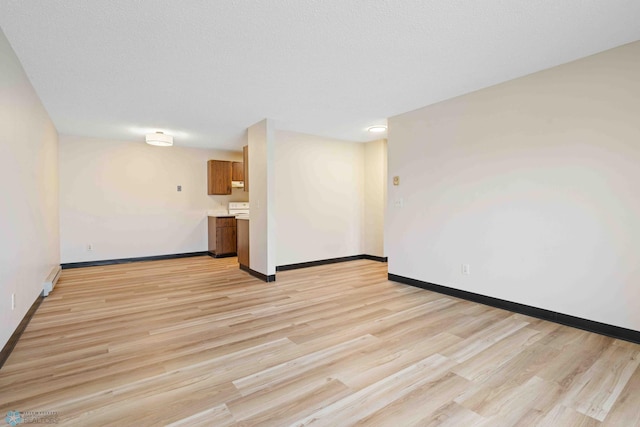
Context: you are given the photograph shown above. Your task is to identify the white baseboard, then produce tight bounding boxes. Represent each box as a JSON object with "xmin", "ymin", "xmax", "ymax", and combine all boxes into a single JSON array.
[{"xmin": 43, "ymin": 265, "xmax": 62, "ymax": 297}]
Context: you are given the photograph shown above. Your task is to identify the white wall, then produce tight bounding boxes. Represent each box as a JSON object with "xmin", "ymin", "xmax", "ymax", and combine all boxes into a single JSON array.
[
  {"xmin": 364, "ymin": 139, "xmax": 387, "ymax": 258},
  {"xmin": 0, "ymin": 28, "xmax": 59, "ymax": 349},
  {"xmin": 387, "ymin": 41, "xmax": 640, "ymax": 331},
  {"xmin": 248, "ymin": 119, "xmax": 276, "ymax": 276},
  {"xmin": 274, "ymin": 130, "xmax": 365, "ymax": 266},
  {"xmin": 59, "ymin": 135, "xmax": 245, "ymax": 263}
]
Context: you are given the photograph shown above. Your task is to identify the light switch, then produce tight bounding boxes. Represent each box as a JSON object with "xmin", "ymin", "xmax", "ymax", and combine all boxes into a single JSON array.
[{"xmin": 393, "ymin": 176, "xmax": 400, "ymax": 186}]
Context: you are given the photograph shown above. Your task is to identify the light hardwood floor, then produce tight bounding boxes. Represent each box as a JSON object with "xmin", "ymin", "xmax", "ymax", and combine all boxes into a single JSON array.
[{"xmin": 1, "ymin": 257, "xmax": 639, "ymax": 426}]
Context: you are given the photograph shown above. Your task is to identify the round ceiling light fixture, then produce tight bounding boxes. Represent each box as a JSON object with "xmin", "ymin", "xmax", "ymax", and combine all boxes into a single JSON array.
[
  {"xmin": 145, "ymin": 131, "xmax": 173, "ymax": 147},
  {"xmin": 367, "ymin": 125, "xmax": 387, "ymax": 133}
]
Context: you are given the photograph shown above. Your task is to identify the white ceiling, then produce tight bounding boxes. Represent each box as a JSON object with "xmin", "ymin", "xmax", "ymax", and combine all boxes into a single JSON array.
[{"xmin": 1, "ymin": 1, "xmax": 639, "ymax": 150}]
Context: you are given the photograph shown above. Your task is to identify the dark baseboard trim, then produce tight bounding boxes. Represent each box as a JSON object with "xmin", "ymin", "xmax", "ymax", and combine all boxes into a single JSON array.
[
  {"xmin": 0, "ymin": 291, "xmax": 44, "ymax": 370},
  {"xmin": 61, "ymin": 252, "xmax": 208, "ymax": 269},
  {"xmin": 240, "ymin": 264, "xmax": 276, "ymax": 282},
  {"xmin": 362, "ymin": 254, "xmax": 388, "ymax": 263},
  {"xmin": 388, "ymin": 273, "xmax": 640, "ymax": 345},
  {"xmin": 276, "ymin": 254, "xmax": 388, "ymax": 272},
  {"xmin": 206, "ymin": 251, "xmax": 237, "ymax": 259},
  {"xmin": 276, "ymin": 255, "xmax": 362, "ymax": 271}
]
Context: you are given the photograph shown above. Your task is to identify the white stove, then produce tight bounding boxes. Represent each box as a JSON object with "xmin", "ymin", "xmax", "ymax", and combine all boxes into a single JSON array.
[{"xmin": 229, "ymin": 202, "xmax": 249, "ymax": 219}]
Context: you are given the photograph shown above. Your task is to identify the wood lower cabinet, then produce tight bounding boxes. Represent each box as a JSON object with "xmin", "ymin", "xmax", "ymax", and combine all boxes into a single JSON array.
[
  {"xmin": 208, "ymin": 160, "xmax": 232, "ymax": 195},
  {"xmin": 208, "ymin": 217, "xmax": 237, "ymax": 257},
  {"xmin": 237, "ymin": 218, "xmax": 249, "ymax": 267}
]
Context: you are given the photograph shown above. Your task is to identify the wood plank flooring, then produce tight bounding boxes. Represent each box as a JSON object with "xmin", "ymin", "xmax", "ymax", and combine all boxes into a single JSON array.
[{"xmin": 1, "ymin": 256, "xmax": 639, "ymax": 426}]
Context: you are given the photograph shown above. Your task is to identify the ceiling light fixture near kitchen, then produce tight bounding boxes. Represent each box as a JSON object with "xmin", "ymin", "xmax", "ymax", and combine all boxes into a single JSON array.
[
  {"xmin": 367, "ymin": 125, "xmax": 387, "ymax": 133},
  {"xmin": 145, "ymin": 131, "xmax": 173, "ymax": 147}
]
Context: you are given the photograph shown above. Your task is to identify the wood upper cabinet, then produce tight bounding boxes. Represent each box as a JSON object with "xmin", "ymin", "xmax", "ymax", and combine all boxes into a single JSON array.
[
  {"xmin": 243, "ymin": 145, "xmax": 249, "ymax": 193},
  {"xmin": 208, "ymin": 160, "xmax": 232, "ymax": 195},
  {"xmin": 232, "ymin": 161, "xmax": 244, "ymax": 182},
  {"xmin": 208, "ymin": 159, "xmax": 245, "ymax": 195}
]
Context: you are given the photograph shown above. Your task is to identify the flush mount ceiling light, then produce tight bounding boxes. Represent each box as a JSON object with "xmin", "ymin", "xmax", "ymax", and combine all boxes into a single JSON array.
[
  {"xmin": 367, "ymin": 125, "xmax": 387, "ymax": 133},
  {"xmin": 145, "ymin": 131, "xmax": 173, "ymax": 147}
]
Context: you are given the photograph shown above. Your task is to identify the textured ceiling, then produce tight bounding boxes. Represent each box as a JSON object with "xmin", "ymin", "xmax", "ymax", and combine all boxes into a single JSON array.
[{"xmin": 0, "ymin": 1, "xmax": 639, "ymax": 150}]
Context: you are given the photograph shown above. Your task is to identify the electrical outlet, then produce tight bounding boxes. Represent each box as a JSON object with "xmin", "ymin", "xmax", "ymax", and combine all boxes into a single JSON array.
[
  {"xmin": 177, "ymin": 185, "xmax": 182, "ymax": 192},
  {"xmin": 87, "ymin": 244, "xmax": 93, "ymax": 251},
  {"xmin": 11, "ymin": 293, "xmax": 15, "ymax": 310},
  {"xmin": 462, "ymin": 264, "xmax": 470, "ymax": 275},
  {"xmin": 394, "ymin": 198, "xmax": 404, "ymax": 208}
]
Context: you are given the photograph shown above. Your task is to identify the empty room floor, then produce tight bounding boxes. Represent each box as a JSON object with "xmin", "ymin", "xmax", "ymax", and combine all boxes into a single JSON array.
[{"xmin": 1, "ymin": 257, "xmax": 639, "ymax": 426}]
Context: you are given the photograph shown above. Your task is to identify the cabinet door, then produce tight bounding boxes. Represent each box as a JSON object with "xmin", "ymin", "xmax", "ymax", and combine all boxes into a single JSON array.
[
  {"xmin": 237, "ymin": 220, "xmax": 249, "ymax": 267},
  {"xmin": 232, "ymin": 161, "xmax": 244, "ymax": 182},
  {"xmin": 243, "ymin": 145, "xmax": 249, "ymax": 193},
  {"xmin": 207, "ymin": 217, "xmax": 217, "ymax": 252},
  {"xmin": 208, "ymin": 160, "xmax": 232, "ymax": 195},
  {"xmin": 216, "ymin": 226, "xmax": 237, "ymax": 255}
]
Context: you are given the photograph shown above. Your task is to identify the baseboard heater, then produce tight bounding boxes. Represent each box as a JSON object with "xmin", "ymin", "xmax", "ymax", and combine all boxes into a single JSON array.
[{"xmin": 43, "ymin": 266, "xmax": 62, "ymax": 297}]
